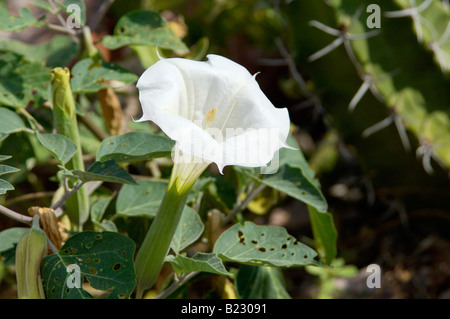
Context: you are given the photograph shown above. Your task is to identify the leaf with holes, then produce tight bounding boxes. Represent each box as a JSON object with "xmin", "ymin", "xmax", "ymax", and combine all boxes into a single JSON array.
[
  {"xmin": 36, "ymin": 132, "xmax": 77, "ymax": 165},
  {"xmin": 307, "ymin": 205, "xmax": 337, "ymax": 266},
  {"xmin": 0, "ymin": 155, "xmax": 19, "ymax": 195},
  {"xmin": 0, "ymin": 1, "xmax": 39, "ymax": 32},
  {"xmin": 41, "ymin": 231, "xmax": 136, "ymax": 299},
  {"xmin": 166, "ymin": 253, "xmax": 231, "ymax": 277},
  {"xmin": 73, "ymin": 160, "xmax": 137, "ymax": 185},
  {"xmin": 236, "ymin": 265, "xmax": 291, "ymax": 299},
  {"xmin": 102, "ymin": 11, "xmax": 188, "ymax": 52},
  {"xmin": 214, "ymin": 221, "xmax": 319, "ymax": 267},
  {"xmin": 171, "ymin": 206, "xmax": 204, "ymax": 253},
  {"xmin": 70, "ymin": 58, "xmax": 137, "ymax": 93},
  {"xmin": 96, "ymin": 131, "xmax": 174, "ymax": 163}
]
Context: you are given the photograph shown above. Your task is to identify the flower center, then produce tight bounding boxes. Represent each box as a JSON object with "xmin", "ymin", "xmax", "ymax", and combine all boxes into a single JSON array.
[{"xmin": 203, "ymin": 107, "xmax": 217, "ymax": 130}]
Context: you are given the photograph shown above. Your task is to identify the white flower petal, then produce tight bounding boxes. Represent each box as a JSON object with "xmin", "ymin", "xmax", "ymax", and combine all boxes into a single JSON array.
[{"xmin": 136, "ymin": 54, "xmax": 291, "ymax": 172}]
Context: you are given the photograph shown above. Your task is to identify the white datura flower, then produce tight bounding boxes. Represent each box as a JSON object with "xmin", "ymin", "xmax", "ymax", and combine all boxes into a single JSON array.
[{"xmin": 136, "ymin": 54, "xmax": 291, "ymax": 192}]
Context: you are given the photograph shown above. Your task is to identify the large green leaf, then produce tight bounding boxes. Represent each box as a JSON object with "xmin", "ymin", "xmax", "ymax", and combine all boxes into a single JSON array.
[
  {"xmin": 166, "ymin": 253, "xmax": 231, "ymax": 277},
  {"xmin": 41, "ymin": 231, "xmax": 136, "ymax": 299},
  {"xmin": 171, "ymin": 206, "xmax": 204, "ymax": 253},
  {"xmin": 307, "ymin": 205, "xmax": 337, "ymax": 266},
  {"xmin": 0, "ymin": 35, "xmax": 79, "ymax": 67},
  {"xmin": 102, "ymin": 11, "xmax": 188, "ymax": 52},
  {"xmin": 71, "ymin": 160, "xmax": 137, "ymax": 185},
  {"xmin": 96, "ymin": 131, "xmax": 174, "ymax": 163},
  {"xmin": 0, "ymin": 1, "xmax": 39, "ymax": 32},
  {"xmin": 236, "ymin": 265, "xmax": 291, "ymax": 299},
  {"xmin": 116, "ymin": 180, "xmax": 168, "ymax": 218},
  {"xmin": 0, "ymin": 227, "xmax": 28, "ymax": 252},
  {"xmin": 0, "ymin": 107, "xmax": 26, "ymax": 134},
  {"xmin": 214, "ymin": 221, "xmax": 319, "ymax": 267},
  {"xmin": 70, "ymin": 58, "xmax": 137, "ymax": 93},
  {"xmin": 36, "ymin": 132, "xmax": 77, "ymax": 165}
]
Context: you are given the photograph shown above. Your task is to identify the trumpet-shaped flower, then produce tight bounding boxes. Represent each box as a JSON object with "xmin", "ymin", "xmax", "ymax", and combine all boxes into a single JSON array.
[
  {"xmin": 136, "ymin": 54, "xmax": 291, "ymax": 190},
  {"xmin": 134, "ymin": 54, "xmax": 292, "ymax": 297}
]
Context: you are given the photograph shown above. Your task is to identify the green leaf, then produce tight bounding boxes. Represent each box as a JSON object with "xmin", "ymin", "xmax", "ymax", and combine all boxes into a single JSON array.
[
  {"xmin": 0, "ymin": 107, "xmax": 26, "ymax": 134},
  {"xmin": 102, "ymin": 11, "xmax": 188, "ymax": 52},
  {"xmin": 0, "ymin": 179, "xmax": 14, "ymax": 195},
  {"xmin": 90, "ymin": 195, "xmax": 114, "ymax": 223},
  {"xmin": 41, "ymin": 231, "xmax": 136, "ymax": 299},
  {"xmin": 0, "ymin": 53, "xmax": 50, "ymax": 108},
  {"xmin": 72, "ymin": 160, "xmax": 137, "ymax": 185},
  {"xmin": 0, "ymin": 154, "xmax": 19, "ymax": 195},
  {"xmin": 116, "ymin": 180, "xmax": 168, "ymax": 218},
  {"xmin": 0, "ymin": 227, "xmax": 28, "ymax": 252},
  {"xmin": 96, "ymin": 131, "xmax": 174, "ymax": 163},
  {"xmin": 213, "ymin": 221, "xmax": 319, "ymax": 267},
  {"xmin": 166, "ymin": 253, "xmax": 231, "ymax": 277},
  {"xmin": 236, "ymin": 265, "xmax": 291, "ymax": 299},
  {"xmin": 0, "ymin": 35, "xmax": 79, "ymax": 67},
  {"xmin": 245, "ymin": 165, "xmax": 328, "ymax": 213},
  {"xmin": 36, "ymin": 132, "xmax": 77, "ymax": 165},
  {"xmin": 0, "ymin": 1, "xmax": 39, "ymax": 32},
  {"xmin": 171, "ymin": 206, "xmax": 204, "ymax": 253},
  {"xmin": 30, "ymin": 0, "xmax": 54, "ymax": 13},
  {"xmin": 70, "ymin": 58, "xmax": 137, "ymax": 93},
  {"xmin": 307, "ymin": 205, "xmax": 337, "ymax": 266}
]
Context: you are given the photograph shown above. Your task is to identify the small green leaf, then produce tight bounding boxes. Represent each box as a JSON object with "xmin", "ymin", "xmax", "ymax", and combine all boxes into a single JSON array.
[
  {"xmin": 214, "ymin": 221, "xmax": 318, "ymax": 267},
  {"xmin": 72, "ymin": 160, "xmax": 137, "ymax": 185},
  {"xmin": 0, "ymin": 2, "xmax": 39, "ymax": 32},
  {"xmin": 0, "ymin": 107, "xmax": 26, "ymax": 134},
  {"xmin": 116, "ymin": 180, "xmax": 168, "ymax": 218},
  {"xmin": 245, "ymin": 165, "xmax": 328, "ymax": 213},
  {"xmin": 96, "ymin": 131, "xmax": 174, "ymax": 163},
  {"xmin": 0, "ymin": 154, "xmax": 19, "ymax": 195},
  {"xmin": 236, "ymin": 265, "xmax": 291, "ymax": 299},
  {"xmin": 0, "ymin": 227, "xmax": 29, "ymax": 252},
  {"xmin": 166, "ymin": 253, "xmax": 231, "ymax": 277},
  {"xmin": 102, "ymin": 11, "xmax": 188, "ymax": 52},
  {"xmin": 70, "ymin": 58, "xmax": 137, "ymax": 93},
  {"xmin": 0, "ymin": 163, "xmax": 20, "ymax": 176},
  {"xmin": 36, "ymin": 132, "xmax": 77, "ymax": 165},
  {"xmin": 171, "ymin": 206, "xmax": 204, "ymax": 253},
  {"xmin": 41, "ymin": 231, "xmax": 136, "ymax": 299},
  {"xmin": 307, "ymin": 205, "xmax": 337, "ymax": 266}
]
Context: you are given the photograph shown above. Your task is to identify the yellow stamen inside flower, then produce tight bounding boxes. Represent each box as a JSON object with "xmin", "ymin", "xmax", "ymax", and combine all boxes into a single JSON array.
[{"xmin": 203, "ymin": 107, "xmax": 217, "ymax": 130}]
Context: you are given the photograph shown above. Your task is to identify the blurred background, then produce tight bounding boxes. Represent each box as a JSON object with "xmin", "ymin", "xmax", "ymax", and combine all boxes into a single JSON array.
[{"xmin": 1, "ymin": 0, "xmax": 450, "ymax": 298}]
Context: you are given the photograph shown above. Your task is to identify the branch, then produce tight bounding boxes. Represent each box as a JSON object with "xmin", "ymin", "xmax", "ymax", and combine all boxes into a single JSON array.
[{"xmin": 0, "ymin": 205, "xmax": 32, "ymax": 225}]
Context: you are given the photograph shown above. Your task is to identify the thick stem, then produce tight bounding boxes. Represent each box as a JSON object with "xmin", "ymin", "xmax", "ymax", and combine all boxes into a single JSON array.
[{"xmin": 134, "ymin": 183, "xmax": 190, "ymax": 299}]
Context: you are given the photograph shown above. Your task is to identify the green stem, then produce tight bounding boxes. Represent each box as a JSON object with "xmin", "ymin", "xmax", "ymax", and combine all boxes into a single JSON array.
[{"xmin": 134, "ymin": 183, "xmax": 190, "ymax": 299}]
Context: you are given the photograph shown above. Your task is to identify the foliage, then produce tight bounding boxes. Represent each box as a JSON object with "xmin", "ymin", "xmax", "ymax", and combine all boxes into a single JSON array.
[{"xmin": 1, "ymin": 0, "xmax": 447, "ymax": 300}]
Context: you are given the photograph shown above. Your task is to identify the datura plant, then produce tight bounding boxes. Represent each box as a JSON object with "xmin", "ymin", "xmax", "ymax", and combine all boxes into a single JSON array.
[
  {"xmin": 0, "ymin": 5, "xmax": 336, "ymax": 301},
  {"xmin": 134, "ymin": 55, "xmax": 292, "ymax": 297}
]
